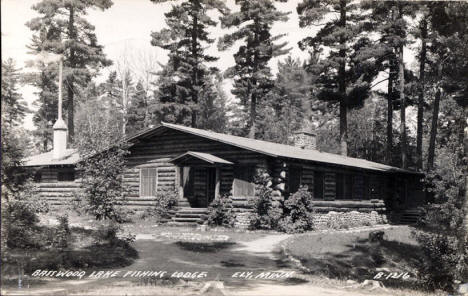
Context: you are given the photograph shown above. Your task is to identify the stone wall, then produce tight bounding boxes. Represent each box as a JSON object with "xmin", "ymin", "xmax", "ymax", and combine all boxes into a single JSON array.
[{"xmin": 313, "ymin": 210, "xmax": 388, "ymax": 229}]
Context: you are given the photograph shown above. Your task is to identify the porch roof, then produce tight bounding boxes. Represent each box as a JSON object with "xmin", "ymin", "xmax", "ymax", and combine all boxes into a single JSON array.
[{"xmin": 170, "ymin": 151, "xmax": 234, "ymax": 165}]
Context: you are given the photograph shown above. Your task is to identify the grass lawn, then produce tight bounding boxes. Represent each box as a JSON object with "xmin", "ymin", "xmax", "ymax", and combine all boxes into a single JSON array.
[
  {"xmin": 284, "ymin": 226, "xmax": 425, "ymax": 290},
  {"xmin": 3, "ymin": 210, "xmax": 438, "ymax": 296}
]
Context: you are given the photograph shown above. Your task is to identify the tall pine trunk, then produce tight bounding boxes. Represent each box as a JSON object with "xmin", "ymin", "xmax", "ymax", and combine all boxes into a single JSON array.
[
  {"xmin": 248, "ymin": 92, "xmax": 257, "ymax": 139},
  {"xmin": 416, "ymin": 18, "xmax": 427, "ymax": 170},
  {"xmin": 398, "ymin": 43, "xmax": 407, "ymax": 169},
  {"xmin": 338, "ymin": 0, "xmax": 348, "ymax": 156},
  {"xmin": 248, "ymin": 18, "xmax": 259, "ymax": 139},
  {"xmin": 191, "ymin": 3, "xmax": 199, "ymax": 128},
  {"xmin": 122, "ymin": 76, "xmax": 127, "ymax": 136},
  {"xmin": 386, "ymin": 52, "xmax": 395, "ymax": 165},
  {"xmin": 67, "ymin": 5, "xmax": 75, "ymax": 144},
  {"xmin": 427, "ymin": 63, "xmax": 443, "ymax": 170},
  {"xmin": 462, "ymin": 104, "xmax": 468, "ymax": 248}
]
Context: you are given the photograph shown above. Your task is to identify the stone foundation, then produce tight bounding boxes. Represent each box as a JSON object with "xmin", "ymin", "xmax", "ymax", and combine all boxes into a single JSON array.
[{"xmin": 313, "ymin": 210, "xmax": 388, "ymax": 229}]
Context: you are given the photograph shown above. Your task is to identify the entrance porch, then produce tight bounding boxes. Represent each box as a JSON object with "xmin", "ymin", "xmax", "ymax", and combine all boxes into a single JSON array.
[{"xmin": 170, "ymin": 151, "xmax": 234, "ymax": 208}]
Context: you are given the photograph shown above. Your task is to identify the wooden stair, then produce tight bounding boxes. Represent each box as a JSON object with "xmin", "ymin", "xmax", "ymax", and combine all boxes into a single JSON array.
[
  {"xmin": 168, "ymin": 207, "xmax": 208, "ymax": 226},
  {"xmin": 398, "ymin": 209, "xmax": 423, "ymax": 224}
]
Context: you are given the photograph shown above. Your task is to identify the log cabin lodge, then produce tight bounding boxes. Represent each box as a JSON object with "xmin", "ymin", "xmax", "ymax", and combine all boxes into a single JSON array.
[{"xmin": 23, "ymin": 121, "xmax": 426, "ymax": 227}]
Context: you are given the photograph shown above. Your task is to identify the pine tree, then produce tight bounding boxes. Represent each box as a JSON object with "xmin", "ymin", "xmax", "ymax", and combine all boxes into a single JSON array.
[
  {"xmin": 1, "ymin": 59, "xmax": 30, "ymax": 199},
  {"xmin": 297, "ymin": 0, "xmax": 377, "ymax": 156},
  {"xmin": 359, "ymin": 1, "xmax": 416, "ymax": 166},
  {"xmin": 28, "ymin": 63, "xmax": 58, "ymax": 152},
  {"xmin": 260, "ymin": 56, "xmax": 311, "ymax": 144},
  {"xmin": 127, "ymin": 80, "xmax": 153, "ymax": 135},
  {"xmin": 197, "ymin": 73, "xmax": 228, "ymax": 133},
  {"xmin": 150, "ymin": 0, "xmax": 228, "ymax": 127},
  {"xmin": 27, "ymin": 0, "xmax": 113, "ymax": 144},
  {"xmin": 219, "ymin": 0, "xmax": 290, "ymax": 139}
]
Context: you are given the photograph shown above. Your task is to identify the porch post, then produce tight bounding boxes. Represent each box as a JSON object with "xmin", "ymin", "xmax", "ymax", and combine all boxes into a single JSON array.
[{"xmin": 215, "ymin": 167, "xmax": 221, "ymax": 199}]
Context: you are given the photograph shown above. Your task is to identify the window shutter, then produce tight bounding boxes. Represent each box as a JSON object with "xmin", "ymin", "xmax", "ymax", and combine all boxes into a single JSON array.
[{"xmin": 323, "ymin": 173, "xmax": 336, "ymax": 200}]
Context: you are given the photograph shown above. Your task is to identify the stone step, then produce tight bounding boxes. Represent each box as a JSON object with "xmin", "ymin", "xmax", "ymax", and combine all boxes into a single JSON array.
[
  {"xmin": 167, "ymin": 221, "xmax": 199, "ymax": 227},
  {"xmin": 175, "ymin": 213, "xmax": 206, "ymax": 218},
  {"xmin": 177, "ymin": 208, "xmax": 208, "ymax": 214},
  {"xmin": 172, "ymin": 217, "xmax": 203, "ymax": 223}
]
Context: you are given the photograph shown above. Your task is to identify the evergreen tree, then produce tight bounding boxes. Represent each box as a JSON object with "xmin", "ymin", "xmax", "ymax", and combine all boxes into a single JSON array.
[
  {"xmin": 1, "ymin": 59, "xmax": 30, "ymax": 200},
  {"xmin": 260, "ymin": 56, "xmax": 312, "ymax": 144},
  {"xmin": 297, "ymin": 0, "xmax": 377, "ymax": 156},
  {"xmin": 197, "ymin": 73, "xmax": 228, "ymax": 133},
  {"xmin": 150, "ymin": 0, "xmax": 228, "ymax": 127},
  {"xmin": 219, "ymin": 0, "xmax": 290, "ymax": 139},
  {"xmin": 27, "ymin": 0, "xmax": 113, "ymax": 143},
  {"xmin": 360, "ymin": 1, "xmax": 416, "ymax": 166},
  {"xmin": 28, "ymin": 63, "xmax": 58, "ymax": 152},
  {"xmin": 127, "ymin": 80, "xmax": 153, "ymax": 135}
]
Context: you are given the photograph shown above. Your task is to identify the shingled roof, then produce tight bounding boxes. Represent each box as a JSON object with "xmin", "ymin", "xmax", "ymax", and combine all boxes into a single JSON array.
[
  {"xmin": 23, "ymin": 149, "xmax": 79, "ymax": 167},
  {"xmin": 128, "ymin": 122, "xmax": 417, "ymax": 174},
  {"xmin": 23, "ymin": 122, "xmax": 418, "ymax": 174}
]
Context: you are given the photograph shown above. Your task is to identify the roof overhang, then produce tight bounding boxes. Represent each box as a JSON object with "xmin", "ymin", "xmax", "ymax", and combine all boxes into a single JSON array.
[{"xmin": 170, "ymin": 151, "xmax": 234, "ymax": 166}]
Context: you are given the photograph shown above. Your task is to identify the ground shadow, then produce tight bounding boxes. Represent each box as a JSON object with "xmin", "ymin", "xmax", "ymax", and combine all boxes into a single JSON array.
[
  {"xmin": 297, "ymin": 236, "xmax": 425, "ymax": 290},
  {"xmin": 175, "ymin": 241, "xmax": 236, "ymax": 253}
]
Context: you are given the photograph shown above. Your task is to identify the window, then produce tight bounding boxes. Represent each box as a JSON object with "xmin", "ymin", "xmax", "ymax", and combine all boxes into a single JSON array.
[
  {"xmin": 313, "ymin": 171, "xmax": 323, "ymax": 199},
  {"xmin": 57, "ymin": 170, "xmax": 75, "ymax": 182},
  {"xmin": 336, "ymin": 173, "xmax": 344, "ymax": 199},
  {"xmin": 33, "ymin": 171, "xmax": 42, "ymax": 183},
  {"xmin": 288, "ymin": 166, "xmax": 302, "ymax": 194},
  {"xmin": 140, "ymin": 168, "xmax": 158, "ymax": 197},
  {"xmin": 352, "ymin": 175, "xmax": 365, "ymax": 200},
  {"xmin": 233, "ymin": 165, "xmax": 255, "ymax": 197}
]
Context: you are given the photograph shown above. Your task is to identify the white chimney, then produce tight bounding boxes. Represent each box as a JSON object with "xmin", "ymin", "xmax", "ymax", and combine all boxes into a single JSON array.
[
  {"xmin": 53, "ymin": 118, "xmax": 68, "ymax": 160},
  {"xmin": 52, "ymin": 57, "xmax": 68, "ymax": 160}
]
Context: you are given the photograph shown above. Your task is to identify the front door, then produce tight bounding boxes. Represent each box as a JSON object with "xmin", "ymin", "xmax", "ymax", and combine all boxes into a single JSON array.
[{"xmin": 189, "ymin": 167, "xmax": 217, "ymax": 208}]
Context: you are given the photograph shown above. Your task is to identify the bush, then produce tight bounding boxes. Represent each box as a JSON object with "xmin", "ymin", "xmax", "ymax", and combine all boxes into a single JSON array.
[
  {"xmin": 95, "ymin": 222, "xmax": 121, "ymax": 245},
  {"xmin": 248, "ymin": 172, "xmax": 282, "ymax": 230},
  {"xmin": 142, "ymin": 189, "xmax": 178, "ymax": 222},
  {"xmin": 412, "ymin": 125, "xmax": 468, "ymax": 291},
  {"xmin": 278, "ymin": 186, "xmax": 314, "ymax": 233},
  {"xmin": 52, "ymin": 215, "xmax": 71, "ymax": 249},
  {"xmin": 4, "ymin": 182, "xmax": 49, "ymax": 249},
  {"xmin": 206, "ymin": 195, "xmax": 235, "ymax": 227}
]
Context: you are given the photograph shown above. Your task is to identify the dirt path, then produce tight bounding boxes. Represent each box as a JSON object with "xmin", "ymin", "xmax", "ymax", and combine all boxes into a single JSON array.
[{"xmin": 233, "ymin": 234, "xmax": 291, "ymax": 258}]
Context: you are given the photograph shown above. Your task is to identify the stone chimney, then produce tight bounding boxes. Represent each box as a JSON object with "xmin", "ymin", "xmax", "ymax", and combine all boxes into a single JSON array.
[{"xmin": 292, "ymin": 129, "xmax": 317, "ymax": 150}]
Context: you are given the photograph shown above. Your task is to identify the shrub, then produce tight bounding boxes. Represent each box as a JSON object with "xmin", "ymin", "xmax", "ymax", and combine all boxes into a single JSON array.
[
  {"xmin": 4, "ymin": 182, "xmax": 49, "ymax": 249},
  {"xmin": 248, "ymin": 172, "xmax": 282, "ymax": 230},
  {"xmin": 76, "ymin": 126, "xmax": 130, "ymax": 223},
  {"xmin": 206, "ymin": 195, "xmax": 235, "ymax": 227},
  {"xmin": 278, "ymin": 186, "xmax": 314, "ymax": 233},
  {"xmin": 412, "ymin": 125, "xmax": 468, "ymax": 291},
  {"xmin": 52, "ymin": 215, "xmax": 71, "ymax": 249},
  {"xmin": 142, "ymin": 189, "xmax": 178, "ymax": 222},
  {"xmin": 95, "ymin": 222, "xmax": 121, "ymax": 245}
]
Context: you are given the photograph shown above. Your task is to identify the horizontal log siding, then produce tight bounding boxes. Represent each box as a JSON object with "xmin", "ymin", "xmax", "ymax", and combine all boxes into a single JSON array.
[
  {"xmin": 281, "ymin": 159, "xmax": 392, "ymax": 213},
  {"xmin": 125, "ymin": 129, "xmax": 269, "ymax": 208}
]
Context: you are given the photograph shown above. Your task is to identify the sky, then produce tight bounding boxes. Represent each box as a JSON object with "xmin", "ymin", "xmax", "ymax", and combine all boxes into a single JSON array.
[{"xmin": 1, "ymin": 0, "xmax": 415, "ymax": 132}]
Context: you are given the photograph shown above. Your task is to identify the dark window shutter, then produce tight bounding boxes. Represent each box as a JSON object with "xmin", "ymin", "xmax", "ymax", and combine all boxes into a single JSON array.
[
  {"xmin": 314, "ymin": 171, "xmax": 324, "ymax": 200},
  {"xmin": 288, "ymin": 166, "xmax": 302, "ymax": 194},
  {"xmin": 323, "ymin": 173, "xmax": 336, "ymax": 200}
]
